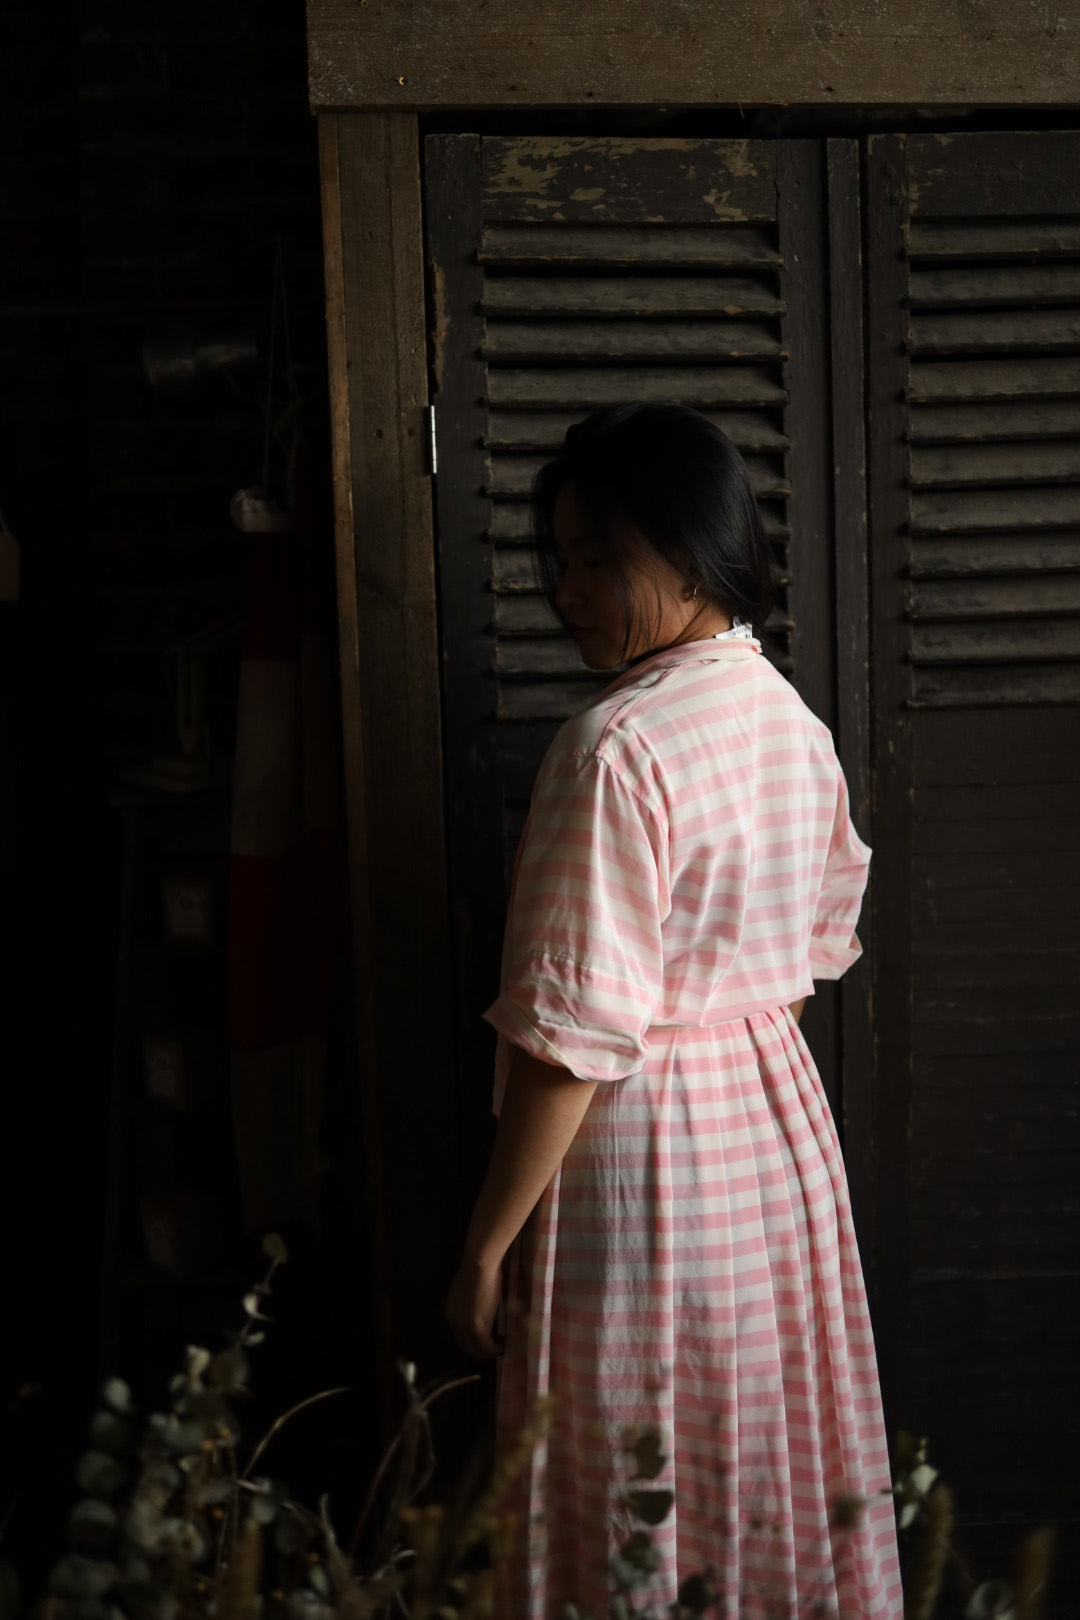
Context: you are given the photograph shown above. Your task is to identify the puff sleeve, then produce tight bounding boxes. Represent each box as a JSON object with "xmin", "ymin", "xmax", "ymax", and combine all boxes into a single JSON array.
[
  {"xmin": 482, "ymin": 744, "xmax": 669, "ymax": 1091},
  {"xmin": 808, "ymin": 759, "xmax": 872, "ymax": 981}
]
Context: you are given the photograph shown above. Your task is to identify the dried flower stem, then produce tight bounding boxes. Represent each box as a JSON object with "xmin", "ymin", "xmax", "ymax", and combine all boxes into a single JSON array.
[
  {"xmin": 1013, "ymin": 1526, "xmax": 1055, "ymax": 1620},
  {"xmin": 904, "ymin": 1483, "xmax": 953, "ymax": 1620},
  {"xmin": 242, "ymin": 1386, "xmax": 350, "ymax": 1481},
  {"xmin": 348, "ymin": 1374, "xmax": 481, "ymax": 1555}
]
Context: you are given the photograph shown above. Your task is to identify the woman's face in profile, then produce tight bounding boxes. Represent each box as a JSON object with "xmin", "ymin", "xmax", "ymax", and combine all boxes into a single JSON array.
[{"xmin": 551, "ymin": 480, "xmax": 726, "ymax": 670}]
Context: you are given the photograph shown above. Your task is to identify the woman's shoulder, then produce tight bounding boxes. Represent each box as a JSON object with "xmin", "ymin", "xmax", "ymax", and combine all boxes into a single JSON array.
[{"xmin": 544, "ymin": 650, "xmax": 840, "ymax": 785}]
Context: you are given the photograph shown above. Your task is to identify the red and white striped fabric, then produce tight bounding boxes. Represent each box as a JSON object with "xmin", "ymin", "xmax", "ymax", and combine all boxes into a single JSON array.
[{"xmin": 484, "ymin": 636, "xmax": 902, "ymax": 1619}]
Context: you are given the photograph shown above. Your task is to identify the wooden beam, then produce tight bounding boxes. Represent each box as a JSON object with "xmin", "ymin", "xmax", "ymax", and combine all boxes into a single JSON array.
[
  {"xmin": 317, "ymin": 111, "xmax": 461, "ymax": 1398},
  {"xmin": 307, "ymin": 0, "xmax": 1076, "ymax": 110},
  {"xmin": 825, "ymin": 137, "xmax": 876, "ymax": 1296}
]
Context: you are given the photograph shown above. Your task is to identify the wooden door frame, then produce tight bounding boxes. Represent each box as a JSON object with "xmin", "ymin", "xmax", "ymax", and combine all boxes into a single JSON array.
[
  {"xmin": 318, "ymin": 109, "xmax": 886, "ymax": 1397},
  {"xmin": 319, "ymin": 112, "xmax": 462, "ymax": 1419}
]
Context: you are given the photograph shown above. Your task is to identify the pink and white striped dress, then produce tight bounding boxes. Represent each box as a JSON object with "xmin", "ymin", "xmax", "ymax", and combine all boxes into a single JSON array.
[{"xmin": 483, "ymin": 635, "xmax": 903, "ymax": 1619}]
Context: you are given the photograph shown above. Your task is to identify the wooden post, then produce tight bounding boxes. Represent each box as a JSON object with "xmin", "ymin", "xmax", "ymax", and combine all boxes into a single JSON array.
[{"xmin": 318, "ymin": 112, "xmax": 461, "ymax": 1425}]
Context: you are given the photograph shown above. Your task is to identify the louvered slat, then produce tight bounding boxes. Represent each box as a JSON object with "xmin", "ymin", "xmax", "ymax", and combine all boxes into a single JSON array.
[
  {"xmin": 479, "ymin": 223, "xmax": 782, "ymax": 268},
  {"xmin": 483, "ymin": 275, "xmax": 786, "ymax": 318},
  {"xmin": 904, "ymin": 212, "xmax": 1080, "ymax": 706},
  {"xmin": 486, "ymin": 407, "xmax": 789, "ymax": 452}
]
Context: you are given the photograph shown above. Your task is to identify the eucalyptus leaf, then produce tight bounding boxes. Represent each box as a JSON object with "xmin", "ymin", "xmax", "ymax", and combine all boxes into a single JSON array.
[
  {"xmin": 275, "ymin": 1514, "xmax": 308, "ymax": 1556},
  {"xmin": 50, "ymin": 1557, "xmax": 118, "ymax": 1600},
  {"xmin": 627, "ymin": 1428, "xmax": 666, "ymax": 1481},
  {"xmin": 308, "ymin": 1565, "xmax": 330, "ymax": 1598},
  {"xmin": 619, "ymin": 1531, "xmax": 659, "ymax": 1575},
  {"xmin": 90, "ymin": 1412, "xmax": 133, "ymax": 1457},
  {"xmin": 262, "ymin": 1232, "xmax": 289, "ymax": 1263},
  {"xmin": 76, "ymin": 1451, "xmax": 129, "ymax": 1500},
  {"xmin": 678, "ymin": 1573, "xmax": 716, "ymax": 1614},
  {"xmin": 209, "ymin": 1346, "xmax": 249, "ymax": 1394},
  {"xmin": 68, "ymin": 1500, "xmax": 118, "ymax": 1557},
  {"xmin": 101, "ymin": 1379, "xmax": 133, "ymax": 1415},
  {"xmin": 625, "ymin": 1489, "xmax": 674, "ymax": 1526}
]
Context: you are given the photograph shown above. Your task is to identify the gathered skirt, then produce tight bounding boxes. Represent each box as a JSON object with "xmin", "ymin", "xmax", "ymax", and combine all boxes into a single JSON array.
[{"xmin": 492, "ymin": 1005, "xmax": 903, "ymax": 1619}]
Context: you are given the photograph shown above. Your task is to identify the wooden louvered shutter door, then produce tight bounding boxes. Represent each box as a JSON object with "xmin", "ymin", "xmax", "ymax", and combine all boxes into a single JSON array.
[
  {"xmin": 867, "ymin": 131, "xmax": 1080, "ymax": 1579},
  {"xmin": 424, "ymin": 136, "xmax": 842, "ymax": 1195}
]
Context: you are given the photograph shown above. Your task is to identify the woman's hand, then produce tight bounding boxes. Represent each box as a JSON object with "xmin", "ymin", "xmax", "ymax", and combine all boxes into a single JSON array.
[{"xmin": 445, "ymin": 1252, "xmax": 504, "ymax": 1359}]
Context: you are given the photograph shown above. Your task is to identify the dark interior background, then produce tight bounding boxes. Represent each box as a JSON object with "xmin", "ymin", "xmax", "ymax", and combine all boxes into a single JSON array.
[
  {"xmin": 2, "ymin": 0, "xmax": 1078, "ymax": 1607},
  {"xmin": 0, "ymin": 0, "xmax": 380, "ymax": 1586}
]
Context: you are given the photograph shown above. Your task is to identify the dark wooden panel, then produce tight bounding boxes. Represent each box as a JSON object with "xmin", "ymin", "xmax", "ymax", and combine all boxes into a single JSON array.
[
  {"xmin": 864, "ymin": 131, "xmax": 914, "ymax": 1401},
  {"xmin": 913, "ymin": 707, "xmax": 1080, "ymax": 783},
  {"xmin": 908, "ymin": 264, "xmax": 1080, "ymax": 308},
  {"xmin": 907, "ymin": 400, "xmax": 1080, "ymax": 443},
  {"xmin": 907, "ymin": 356, "xmax": 1080, "ymax": 404},
  {"xmin": 481, "ymin": 137, "xmax": 777, "ymax": 224},
  {"xmin": 777, "ymin": 139, "xmax": 839, "ymax": 1111},
  {"xmin": 425, "ymin": 134, "xmax": 506, "ymax": 1213},
  {"xmin": 323, "ymin": 112, "xmax": 460, "ymax": 1376},
  {"xmin": 486, "ymin": 406, "xmax": 788, "ymax": 452},
  {"xmin": 908, "ymin": 130, "xmax": 1080, "ymax": 217},
  {"xmin": 909, "ymin": 307, "xmax": 1080, "ymax": 355},
  {"xmin": 307, "ymin": 0, "xmax": 1076, "ymax": 109},
  {"xmin": 909, "ymin": 536, "xmax": 1080, "ymax": 579},
  {"xmin": 317, "ymin": 112, "xmax": 394, "ymax": 1439},
  {"xmin": 484, "ymin": 317, "xmax": 785, "ymax": 362},
  {"xmin": 485, "ymin": 363, "xmax": 789, "ymax": 409},
  {"xmin": 910, "ymin": 442, "xmax": 1080, "ymax": 489},
  {"xmin": 479, "ymin": 223, "xmax": 783, "ymax": 269},
  {"xmin": 483, "ymin": 275, "xmax": 786, "ymax": 318},
  {"xmin": 907, "ymin": 221, "xmax": 1080, "ymax": 260},
  {"xmin": 827, "ymin": 136, "xmax": 874, "ymax": 1264}
]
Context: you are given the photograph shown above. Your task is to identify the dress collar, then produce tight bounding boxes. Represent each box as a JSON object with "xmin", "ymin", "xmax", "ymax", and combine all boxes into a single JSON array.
[{"xmin": 596, "ymin": 627, "xmax": 764, "ymax": 701}]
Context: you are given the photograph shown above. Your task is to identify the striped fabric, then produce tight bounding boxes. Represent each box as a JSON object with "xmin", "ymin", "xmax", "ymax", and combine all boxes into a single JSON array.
[{"xmin": 484, "ymin": 637, "xmax": 902, "ymax": 1618}]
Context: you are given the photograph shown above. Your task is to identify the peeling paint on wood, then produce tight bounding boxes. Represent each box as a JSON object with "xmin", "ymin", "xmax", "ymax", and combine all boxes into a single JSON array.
[{"xmin": 307, "ymin": 1, "xmax": 1079, "ymax": 109}]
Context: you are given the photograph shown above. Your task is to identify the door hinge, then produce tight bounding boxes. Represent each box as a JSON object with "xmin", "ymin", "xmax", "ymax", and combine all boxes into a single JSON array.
[{"xmin": 427, "ymin": 404, "xmax": 438, "ymax": 476}]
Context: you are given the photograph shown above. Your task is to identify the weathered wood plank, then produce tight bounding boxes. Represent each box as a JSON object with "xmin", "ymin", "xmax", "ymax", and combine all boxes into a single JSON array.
[
  {"xmin": 907, "ymin": 130, "xmax": 1080, "ymax": 217},
  {"xmin": 909, "ymin": 617, "xmax": 1080, "ymax": 663},
  {"xmin": 864, "ymin": 130, "xmax": 915, "ymax": 1402},
  {"xmin": 486, "ymin": 407, "xmax": 789, "ymax": 452},
  {"xmin": 486, "ymin": 363, "xmax": 789, "ymax": 410},
  {"xmin": 907, "ymin": 220, "xmax": 1080, "ymax": 259},
  {"xmin": 907, "ymin": 355, "xmax": 1080, "ymax": 405},
  {"xmin": 910, "ymin": 485, "xmax": 1080, "ymax": 534},
  {"xmin": 910, "ymin": 441, "xmax": 1080, "ymax": 489},
  {"xmin": 909, "ymin": 536, "xmax": 1080, "ymax": 579},
  {"xmin": 910, "ymin": 663, "xmax": 1080, "ymax": 705},
  {"xmin": 424, "ymin": 134, "xmax": 508, "ymax": 1249},
  {"xmin": 909, "ymin": 307, "xmax": 1080, "ymax": 357},
  {"xmin": 912, "ymin": 782, "xmax": 1080, "ymax": 821},
  {"xmin": 827, "ymin": 137, "xmax": 874, "ymax": 1274},
  {"xmin": 484, "ymin": 318, "xmax": 785, "ymax": 363},
  {"xmin": 307, "ymin": 0, "xmax": 1078, "ymax": 109},
  {"xmin": 479, "ymin": 223, "xmax": 782, "ymax": 268},
  {"xmin": 913, "ymin": 707, "xmax": 1080, "ymax": 783},
  {"xmin": 317, "ymin": 112, "xmax": 395, "ymax": 1442},
  {"xmin": 483, "ymin": 275, "xmax": 786, "ymax": 318},
  {"xmin": 908, "ymin": 399, "xmax": 1080, "ymax": 443},
  {"xmin": 908, "ymin": 574, "xmax": 1080, "ymax": 621},
  {"xmin": 913, "ymin": 813, "xmax": 1080, "ymax": 853},
  {"xmin": 481, "ymin": 137, "xmax": 777, "ymax": 224},
  {"xmin": 325, "ymin": 111, "xmax": 460, "ymax": 1371},
  {"xmin": 908, "ymin": 263, "xmax": 1080, "ymax": 308}
]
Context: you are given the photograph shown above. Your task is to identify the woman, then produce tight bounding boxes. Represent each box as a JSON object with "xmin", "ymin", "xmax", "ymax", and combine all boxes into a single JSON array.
[{"xmin": 445, "ymin": 404, "xmax": 903, "ymax": 1618}]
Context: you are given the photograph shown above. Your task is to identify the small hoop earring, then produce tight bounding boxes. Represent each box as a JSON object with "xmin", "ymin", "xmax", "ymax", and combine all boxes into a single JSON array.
[{"xmin": 691, "ymin": 584, "xmax": 699, "ymax": 601}]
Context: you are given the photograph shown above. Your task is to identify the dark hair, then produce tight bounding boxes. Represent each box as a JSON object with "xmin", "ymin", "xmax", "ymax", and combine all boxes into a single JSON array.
[{"xmin": 532, "ymin": 402, "xmax": 775, "ymax": 662}]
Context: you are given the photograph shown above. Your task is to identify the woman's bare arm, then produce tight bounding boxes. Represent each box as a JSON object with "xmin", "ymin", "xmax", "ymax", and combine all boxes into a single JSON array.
[
  {"xmin": 789, "ymin": 997, "xmax": 806, "ymax": 1024},
  {"xmin": 463, "ymin": 1045, "xmax": 598, "ymax": 1271}
]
